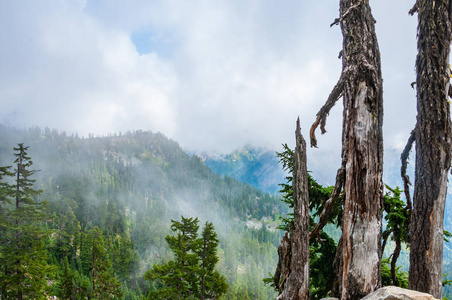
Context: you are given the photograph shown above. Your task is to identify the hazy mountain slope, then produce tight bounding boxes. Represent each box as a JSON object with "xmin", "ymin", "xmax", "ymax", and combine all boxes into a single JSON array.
[
  {"xmin": 0, "ymin": 125, "xmax": 284, "ymax": 299},
  {"xmin": 201, "ymin": 146, "xmax": 286, "ymax": 194},
  {"xmin": 204, "ymin": 144, "xmax": 452, "ymax": 297}
]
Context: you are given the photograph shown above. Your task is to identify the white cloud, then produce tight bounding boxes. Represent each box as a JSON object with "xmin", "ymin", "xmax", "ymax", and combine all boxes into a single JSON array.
[
  {"xmin": 0, "ymin": 0, "xmax": 419, "ymax": 162},
  {"xmin": 0, "ymin": 0, "xmax": 176, "ymax": 137}
]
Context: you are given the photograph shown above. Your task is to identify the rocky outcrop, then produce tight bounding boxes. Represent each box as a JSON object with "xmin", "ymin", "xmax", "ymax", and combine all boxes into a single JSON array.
[
  {"xmin": 361, "ymin": 286, "xmax": 439, "ymax": 300},
  {"xmin": 320, "ymin": 286, "xmax": 439, "ymax": 300}
]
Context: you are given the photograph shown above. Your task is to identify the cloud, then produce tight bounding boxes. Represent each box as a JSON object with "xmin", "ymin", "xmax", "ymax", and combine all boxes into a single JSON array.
[
  {"xmin": 0, "ymin": 0, "xmax": 177, "ymax": 137},
  {"xmin": 0, "ymin": 0, "xmax": 419, "ymax": 163}
]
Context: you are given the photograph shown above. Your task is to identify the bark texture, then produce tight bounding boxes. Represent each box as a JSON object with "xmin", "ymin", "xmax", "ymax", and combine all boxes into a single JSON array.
[
  {"xmin": 274, "ymin": 232, "xmax": 291, "ymax": 294},
  {"xmin": 409, "ymin": 1, "xmax": 452, "ymax": 298},
  {"xmin": 277, "ymin": 119, "xmax": 310, "ymax": 300},
  {"xmin": 310, "ymin": 1, "xmax": 383, "ymax": 299}
]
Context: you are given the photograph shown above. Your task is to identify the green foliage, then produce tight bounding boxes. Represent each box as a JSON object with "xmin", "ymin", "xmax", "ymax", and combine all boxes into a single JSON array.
[
  {"xmin": 381, "ymin": 185, "xmax": 410, "ymax": 287},
  {"xmin": 275, "ymin": 144, "xmax": 341, "ymax": 233},
  {"xmin": 381, "ymin": 258, "xmax": 408, "ymax": 288},
  {"xmin": 0, "ymin": 126, "xmax": 283, "ymax": 299},
  {"xmin": 145, "ymin": 217, "xmax": 228, "ymax": 299},
  {"xmin": 55, "ymin": 257, "xmax": 76, "ymax": 299},
  {"xmin": 0, "ymin": 144, "xmax": 55, "ymax": 299},
  {"xmin": 90, "ymin": 227, "xmax": 124, "ymax": 299},
  {"xmin": 267, "ymin": 144, "xmax": 339, "ymax": 299},
  {"xmin": 310, "ymin": 231, "xmax": 337, "ymax": 299}
]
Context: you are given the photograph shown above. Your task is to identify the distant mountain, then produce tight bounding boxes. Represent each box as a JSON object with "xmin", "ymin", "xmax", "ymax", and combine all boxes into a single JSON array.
[
  {"xmin": 0, "ymin": 125, "xmax": 284, "ymax": 299},
  {"xmin": 200, "ymin": 146, "xmax": 286, "ymax": 194},
  {"xmin": 203, "ymin": 143, "xmax": 452, "ymax": 298}
]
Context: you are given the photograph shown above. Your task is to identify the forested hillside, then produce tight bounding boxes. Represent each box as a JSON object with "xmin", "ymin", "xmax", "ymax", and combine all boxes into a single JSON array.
[
  {"xmin": 201, "ymin": 146, "xmax": 286, "ymax": 194},
  {"xmin": 0, "ymin": 125, "xmax": 287, "ymax": 299},
  {"xmin": 210, "ymin": 145, "xmax": 452, "ymax": 298}
]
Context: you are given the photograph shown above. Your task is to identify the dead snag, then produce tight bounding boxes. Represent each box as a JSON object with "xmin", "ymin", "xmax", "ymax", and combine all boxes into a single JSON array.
[
  {"xmin": 277, "ymin": 118, "xmax": 310, "ymax": 300},
  {"xmin": 408, "ymin": 1, "xmax": 452, "ymax": 298},
  {"xmin": 274, "ymin": 232, "xmax": 291, "ymax": 294},
  {"xmin": 309, "ymin": 1, "xmax": 384, "ymax": 299}
]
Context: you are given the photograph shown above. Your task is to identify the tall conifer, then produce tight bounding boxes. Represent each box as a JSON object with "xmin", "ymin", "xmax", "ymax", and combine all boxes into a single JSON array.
[{"xmin": 0, "ymin": 144, "xmax": 53, "ymax": 299}]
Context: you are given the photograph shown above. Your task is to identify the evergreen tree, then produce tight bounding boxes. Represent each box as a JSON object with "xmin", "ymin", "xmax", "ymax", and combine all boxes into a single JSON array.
[
  {"xmin": 268, "ymin": 144, "xmax": 339, "ymax": 300},
  {"xmin": 55, "ymin": 257, "xmax": 76, "ymax": 300},
  {"xmin": 145, "ymin": 216, "xmax": 227, "ymax": 299},
  {"xmin": 198, "ymin": 221, "xmax": 228, "ymax": 300},
  {"xmin": 0, "ymin": 165, "xmax": 15, "ymax": 299},
  {"xmin": 0, "ymin": 144, "xmax": 54, "ymax": 299},
  {"xmin": 87, "ymin": 227, "xmax": 123, "ymax": 299},
  {"xmin": 381, "ymin": 185, "xmax": 410, "ymax": 287}
]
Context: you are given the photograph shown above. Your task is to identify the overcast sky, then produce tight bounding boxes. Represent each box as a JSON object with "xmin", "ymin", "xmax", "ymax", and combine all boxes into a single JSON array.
[{"xmin": 0, "ymin": 0, "xmax": 419, "ymax": 180}]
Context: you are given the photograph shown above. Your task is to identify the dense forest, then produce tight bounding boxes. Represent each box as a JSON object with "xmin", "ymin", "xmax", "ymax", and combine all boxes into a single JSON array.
[
  {"xmin": 0, "ymin": 125, "xmax": 288, "ymax": 299},
  {"xmin": 2, "ymin": 124, "xmax": 452, "ymax": 298}
]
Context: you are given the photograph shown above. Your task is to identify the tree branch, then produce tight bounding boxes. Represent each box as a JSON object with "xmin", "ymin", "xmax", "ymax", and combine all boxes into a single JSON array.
[
  {"xmin": 381, "ymin": 228, "xmax": 393, "ymax": 255},
  {"xmin": 409, "ymin": 2, "xmax": 418, "ymax": 15},
  {"xmin": 310, "ymin": 74, "xmax": 344, "ymax": 148},
  {"xmin": 401, "ymin": 129, "xmax": 415, "ymax": 212},
  {"xmin": 331, "ymin": 3, "xmax": 362, "ymax": 27},
  {"xmin": 309, "ymin": 166, "xmax": 345, "ymax": 241}
]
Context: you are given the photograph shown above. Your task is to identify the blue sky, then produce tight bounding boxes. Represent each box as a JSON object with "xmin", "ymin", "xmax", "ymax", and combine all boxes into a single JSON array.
[{"xmin": 0, "ymin": 0, "xmax": 419, "ymax": 181}]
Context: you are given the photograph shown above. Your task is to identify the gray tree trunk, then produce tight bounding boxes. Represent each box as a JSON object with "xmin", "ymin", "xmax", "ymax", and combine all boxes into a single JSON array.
[
  {"xmin": 408, "ymin": 1, "xmax": 452, "ymax": 298},
  {"xmin": 277, "ymin": 119, "xmax": 310, "ymax": 300},
  {"xmin": 310, "ymin": 1, "xmax": 383, "ymax": 299}
]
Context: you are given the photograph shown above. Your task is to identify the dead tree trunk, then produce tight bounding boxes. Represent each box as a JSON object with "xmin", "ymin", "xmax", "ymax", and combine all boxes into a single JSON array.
[
  {"xmin": 407, "ymin": 1, "xmax": 452, "ymax": 298},
  {"xmin": 277, "ymin": 119, "xmax": 310, "ymax": 300},
  {"xmin": 309, "ymin": 1, "xmax": 383, "ymax": 299}
]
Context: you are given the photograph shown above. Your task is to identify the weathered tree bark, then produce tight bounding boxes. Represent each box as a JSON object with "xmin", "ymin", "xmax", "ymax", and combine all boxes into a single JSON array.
[
  {"xmin": 408, "ymin": 1, "xmax": 452, "ymax": 298},
  {"xmin": 277, "ymin": 119, "xmax": 310, "ymax": 300},
  {"xmin": 274, "ymin": 232, "xmax": 291, "ymax": 294},
  {"xmin": 309, "ymin": 1, "xmax": 383, "ymax": 299}
]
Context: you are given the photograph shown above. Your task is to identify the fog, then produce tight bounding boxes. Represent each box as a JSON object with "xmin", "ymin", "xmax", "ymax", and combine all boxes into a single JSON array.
[{"xmin": 1, "ymin": 1, "xmax": 417, "ymax": 162}]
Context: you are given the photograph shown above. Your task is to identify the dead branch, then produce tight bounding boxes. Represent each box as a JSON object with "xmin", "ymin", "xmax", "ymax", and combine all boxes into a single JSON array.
[
  {"xmin": 401, "ymin": 129, "xmax": 415, "ymax": 211},
  {"xmin": 409, "ymin": 2, "xmax": 418, "ymax": 15},
  {"xmin": 331, "ymin": 3, "xmax": 362, "ymax": 27},
  {"xmin": 309, "ymin": 166, "xmax": 345, "ymax": 241},
  {"xmin": 310, "ymin": 74, "xmax": 344, "ymax": 148},
  {"xmin": 381, "ymin": 228, "xmax": 393, "ymax": 255}
]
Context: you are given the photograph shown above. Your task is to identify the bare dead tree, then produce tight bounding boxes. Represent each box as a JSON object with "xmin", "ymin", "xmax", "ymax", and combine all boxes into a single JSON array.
[
  {"xmin": 309, "ymin": 0, "xmax": 383, "ymax": 298},
  {"xmin": 406, "ymin": 1, "xmax": 452, "ymax": 298},
  {"xmin": 276, "ymin": 119, "xmax": 310, "ymax": 300}
]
